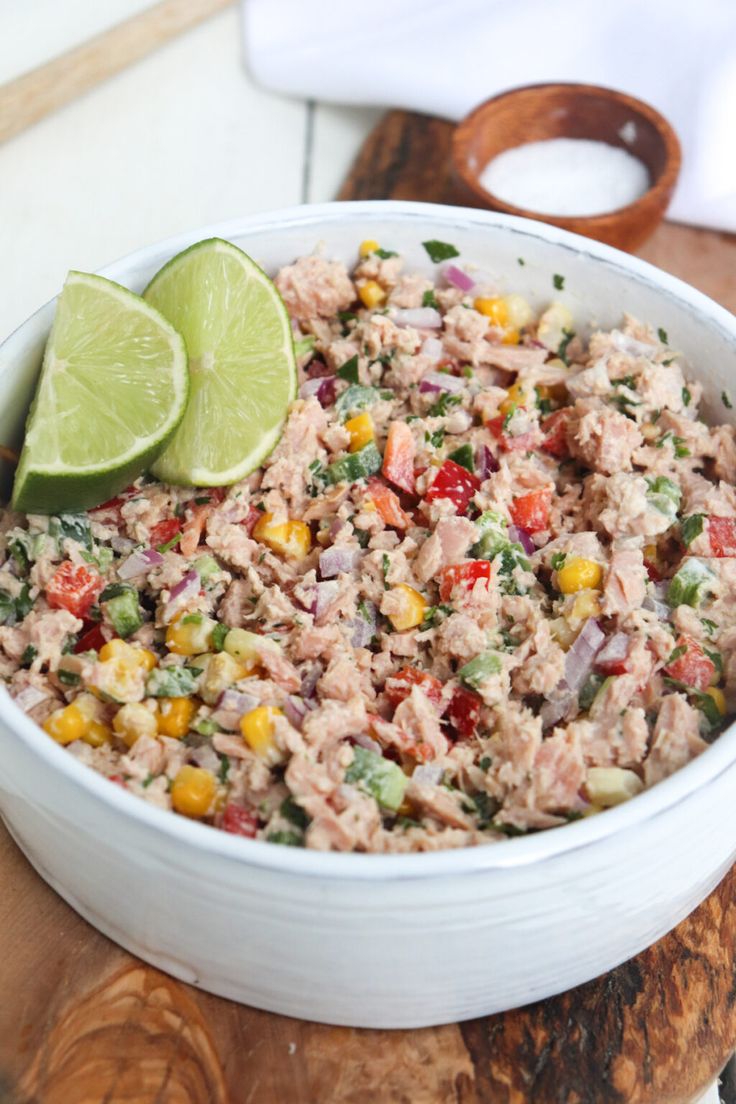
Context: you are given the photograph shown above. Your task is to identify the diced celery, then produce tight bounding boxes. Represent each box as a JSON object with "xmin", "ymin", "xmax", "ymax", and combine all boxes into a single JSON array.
[
  {"xmin": 681, "ymin": 514, "xmax": 705, "ymax": 547},
  {"xmin": 667, "ymin": 557, "xmax": 715, "ymax": 608},
  {"xmin": 146, "ymin": 665, "xmax": 200, "ymax": 697},
  {"xmin": 194, "ymin": 554, "xmax": 220, "ymax": 581},
  {"xmin": 294, "ymin": 335, "xmax": 316, "ymax": 359},
  {"xmin": 645, "ymin": 476, "xmax": 681, "ymax": 522},
  {"xmin": 344, "ymin": 746, "xmax": 408, "ymax": 811},
  {"xmin": 471, "ymin": 511, "xmax": 509, "ymax": 559},
  {"xmin": 325, "ymin": 442, "xmax": 382, "ymax": 485},
  {"xmin": 459, "ymin": 651, "xmax": 502, "ymax": 689},
  {"xmin": 102, "ymin": 586, "xmax": 142, "ymax": 638},
  {"xmin": 335, "ymin": 384, "xmax": 382, "ymax": 420}
]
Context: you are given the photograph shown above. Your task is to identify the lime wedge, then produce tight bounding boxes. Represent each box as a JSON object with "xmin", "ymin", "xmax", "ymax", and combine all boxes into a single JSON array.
[
  {"xmin": 12, "ymin": 271, "xmax": 188, "ymax": 514},
  {"xmin": 143, "ymin": 238, "xmax": 296, "ymax": 486}
]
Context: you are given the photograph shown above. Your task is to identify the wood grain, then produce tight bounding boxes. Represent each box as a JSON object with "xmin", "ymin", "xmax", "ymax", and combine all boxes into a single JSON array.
[
  {"xmin": 2, "ymin": 108, "xmax": 735, "ymax": 1103},
  {"xmin": 0, "ymin": 0, "xmax": 234, "ymax": 145},
  {"xmin": 338, "ymin": 109, "xmax": 736, "ymax": 313}
]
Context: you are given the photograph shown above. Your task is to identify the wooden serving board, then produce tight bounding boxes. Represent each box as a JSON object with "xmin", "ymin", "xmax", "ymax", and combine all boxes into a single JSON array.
[{"xmin": 2, "ymin": 109, "xmax": 736, "ymax": 1104}]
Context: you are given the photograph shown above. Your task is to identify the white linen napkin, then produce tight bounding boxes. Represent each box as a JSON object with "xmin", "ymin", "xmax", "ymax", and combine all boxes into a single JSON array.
[{"xmin": 242, "ymin": 0, "xmax": 736, "ymax": 233}]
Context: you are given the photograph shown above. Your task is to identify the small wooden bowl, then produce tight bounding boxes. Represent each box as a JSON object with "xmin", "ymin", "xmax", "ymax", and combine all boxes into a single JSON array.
[{"xmin": 451, "ymin": 83, "xmax": 681, "ymax": 252}]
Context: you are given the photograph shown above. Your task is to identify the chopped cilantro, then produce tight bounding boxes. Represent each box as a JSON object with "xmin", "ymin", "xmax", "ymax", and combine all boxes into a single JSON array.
[
  {"xmin": 666, "ymin": 644, "xmax": 687, "ymax": 665},
  {"xmin": 704, "ymin": 647, "xmax": 723, "ymax": 675},
  {"xmin": 266, "ymin": 830, "xmax": 304, "ymax": 847},
  {"xmin": 281, "ymin": 796, "xmax": 310, "ymax": 829},
  {"xmin": 557, "ymin": 329, "xmax": 575, "ymax": 366},
  {"xmin": 723, "ymin": 391, "xmax": 733, "ymax": 410},
  {"xmin": 422, "ymin": 603, "xmax": 452, "ymax": 627},
  {"xmin": 426, "ymin": 428, "xmax": 445, "ymax": 448},
  {"xmin": 550, "ymin": 551, "xmax": 567, "ymax": 571},
  {"xmin": 194, "ymin": 495, "xmax": 212, "ymax": 506},
  {"xmin": 337, "ymin": 355, "xmax": 359, "ymax": 383},
  {"xmin": 553, "ymin": 273, "xmax": 565, "ymax": 290},
  {"xmin": 422, "ymin": 239, "xmax": 460, "ymax": 263},
  {"xmin": 14, "ymin": 584, "xmax": 33, "ymax": 621},
  {"xmin": 657, "ymin": 327, "xmax": 668, "ymax": 344},
  {"xmin": 374, "ymin": 248, "xmax": 398, "ymax": 259},
  {"xmin": 682, "ymin": 387, "xmax": 691, "ymax": 407},
  {"xmin": 0, "ymin": 591, "xmax": 15, "ymax": 626},
  {"xmin": 701, "ymin": 618, "xmax": 717, "ymax": 636},
  {"xmin": 20, "ymin": 644, "xmax": 37, "ymax": 666},
  {"xmin": 517, "ymin": 257, "xmax": 525, "ymax": 266},
  {"xmin": 479, "ymin": 756, "xmax": 492, "ymax": 772},
  {"xmin": 502, "ymin": 405, "xmax": 516, "ymax": 431},
  {"xmin": 655, "ymin": 431, "xmax": 690, "ymax": 458},
  {"xmin": 427, "ymin": 392, "xmax": 462, "ymax": 417},
  {"xmin": 382, "ymin": 552, "xmax": 390, "ymax": 588},
  {"xmin": 612, "ymin": 375, "xmax": 637, "ymax": 390},
  {"xmin": 422, "ymin": 289, "xmax": 439, "ymax": 309}
]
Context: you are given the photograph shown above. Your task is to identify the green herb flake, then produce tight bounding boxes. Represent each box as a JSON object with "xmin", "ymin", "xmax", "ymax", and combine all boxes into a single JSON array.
[
  {"xmin": 374, "ymin": 247, "xmax": 398, "ymax": 259},
  {"xmin": 337, "ymin": 355, "xmax": 360, "ymax": 384},
  {"xmin": 666, "ymin": 644, "xmax": 687, "ymax": 665},
  {"xmin": 657, "ymin": 327, "xmax": 668, "ymax": 344},
  {"xmin": 422, "ymin": 239, "xmax": 460, "ymax": 263},
  {"xmin": 682, "ymin": 387, "xmax": 691, "ymax": 407},
  {"xmin": 382, "ymin": 553, "xmax": 391, "ymax": 588},
  {"xmin": 280, "ymin": 796, "xmax": 310, "ymax": 829},
  {"xmin": 681, "ymin": 514, "xmax": 705, "ymax": 547},
  {"xmin": 517, "ymin": 257, "xmax": 525, "ymax": 266},
  {"xmin": 211, "ymin": 623, "xmax": 229, "ymax": 652},
  {"xmin": 57, "ymin": 668, "xmax": 81, "ymax": 687},
  {"xmin": 157, "ymin": 531, "xmax": 182, "ymax": 553},
  {"xmin": 550, "ymin": 551, "xmax": 567, "ymax": 571},
  {"xmin": 701, "ymin": 618, "xmax": 717, "ymax": 637},
  {"xmin": 723, "ymin": 391, "xmax": 733, "ymax": 410},
  {"xmin": 266, "ymin": 830, "xmax": 304, "ymax": 847},
  {"xmin": 20, "ymin": 644, "xmax": 37, "ymax": 667},
  {"xmin": 427, "ymin": 392, "xmax": 462, "ymax": 418},
  {"xmin": 553, "ymin": 273, "xmax": 565, "ymax": 291},
  {"xmin": 557, "ymin": 329, "xmax": 575, "ymax": 366},
  {"xmin": 427, "ymin": 427, "xmax": 445, "ymax": 448},
  {"xmin": 479, "ymin": 756, "xmax": 492, "ymax": 772},
  {"xmin": 422, "ymin": 289, "xmax": 439, "ymax": 309}
]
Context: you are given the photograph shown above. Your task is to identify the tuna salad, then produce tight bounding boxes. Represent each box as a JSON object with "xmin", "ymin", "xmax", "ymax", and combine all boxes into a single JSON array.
[{"xmin": 2, "ymin": 239, "xmax": 735, "ymax": 852}]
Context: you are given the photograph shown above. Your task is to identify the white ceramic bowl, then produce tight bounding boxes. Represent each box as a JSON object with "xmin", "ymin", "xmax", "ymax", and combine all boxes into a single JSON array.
[{"xmin": 1, "ymin": 201, "xmax": 736, "ymax": 1029}]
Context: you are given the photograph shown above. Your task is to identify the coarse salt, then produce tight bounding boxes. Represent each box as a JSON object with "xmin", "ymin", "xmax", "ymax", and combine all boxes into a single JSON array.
[{"xmin": 479, "ymin": 138, "xmax": 650, "ymax": 217}]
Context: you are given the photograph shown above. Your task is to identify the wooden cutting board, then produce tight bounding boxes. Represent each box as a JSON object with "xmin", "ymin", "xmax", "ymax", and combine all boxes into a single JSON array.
[{"xmin": 3, "ymin": 110, "xmax": 736, "ymax": 1104}]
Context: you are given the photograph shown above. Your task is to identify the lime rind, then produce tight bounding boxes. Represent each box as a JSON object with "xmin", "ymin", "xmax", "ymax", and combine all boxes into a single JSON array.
[
  {"xmin": 12, "ymin": 271, "xmax": 188, "ymax": 513},
  {"xmin": 143, "ymin": 238, "xmax": 296, "ymax": 487}
]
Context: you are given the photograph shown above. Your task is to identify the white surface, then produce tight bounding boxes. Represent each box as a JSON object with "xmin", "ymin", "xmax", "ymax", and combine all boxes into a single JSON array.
[
  {"xmin": 0, "ymin": 3, "xmax": 377, "ymax": 342},
  {"xmin": 243, "ymin": 0, "xmax": 736, "ymax": 233},
  {"xmin": 2, "ymin": 202, "xmax": 736, "ymax": 1029}
]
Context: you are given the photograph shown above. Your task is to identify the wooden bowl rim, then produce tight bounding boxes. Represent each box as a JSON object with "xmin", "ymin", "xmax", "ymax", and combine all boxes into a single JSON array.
[{"xmin": 451, "ymin": 81, "xmax": 682, "ymax": 227}]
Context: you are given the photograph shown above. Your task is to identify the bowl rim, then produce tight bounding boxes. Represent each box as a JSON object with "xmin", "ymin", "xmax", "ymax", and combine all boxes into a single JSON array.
[
  {"xmin": 1, "ymin": 197, "xmax": 735, "ymax": 883},
  {"xmin": 451, "ymin": 80, "xmax": 682, "ymax": 225}
]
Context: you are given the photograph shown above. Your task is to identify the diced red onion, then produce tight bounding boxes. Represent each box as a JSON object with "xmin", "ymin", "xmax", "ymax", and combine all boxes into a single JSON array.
[
  {"xmin": 283, "ymin": 695, "xmax": 309, "ymax": 730},
  {"xmin": 418, "ymin": 370, "xmax": 466, "ymax": 395},
  {"xmin": 319, "ymin": 546, "xmax": 362, "ymax": 578},
  {"xmin": 329, "ymin": 517, "xmax": 345, "ymax": 540},
  {"xmin": 299, "ymin": 375, "xmax": 337, "ymax": 406},
  {"xmin": 444, "ymin": 264, "xmax": 475, "ymax": 293},
  {"xmin": 189, "ymin": 744, "xmax": 222, "ymax": 773},
  {"xmin": 508, "ymin": 525, "xmax": 535, "ymax": 556},
  {"xmin": 351, "ymin": 732, "xmax": 383, "ymax": 755},
  {"xmin": 642, "ymin": 594, "xmax": 670, "ymax": 620},
  {"xmin": 351, "ymin": 599, "xmax": 377, "ymax": 648},
  {"xmin": 169, "ymin": 569, "xmax": 199, "ymax": 601},
  {"xmin": 412, "ymin": 762, "xmax": 444, "ymax": 786},
  {"xmin": 393, "ymin": 307, "xmax": 442, "ymax": 330},
  {"xmin": 476, "ymin": 443, "xmax": 499, "ymax": 478},
  {"xmin": 110, "ymin": 535, "xmax": 136, "ymax": 554},
  {"xmin": 300, "ymin": 663, "xmax": 322, "ymax": 700},
  {"xmin": 420, "ymin": 336, "xmax": 444, "ymax": 363},
  {"xmin": 306, "ymin": 358, "xmax": 331, "ymax": 378},
  {"xmin": 595, "ymin": 632, "xmax": 630, "ymax": 667},
  {"xmin": 314, "ymin": 580, "xmax": 339, "ymax": 621},
  {"xmin": 211, "ymin": 689, "xmax": 259, "ymax": 730},
  {"xmin": 12, "ymin": 684, "xmax": 50, "ymax": 711},
  {"xmin": 563, "ymin": 619, "xmax": 605, "ymax": 692},
  {"xmin": 117, "ymin": 547, "xmax": 164, "ymax": 580}
]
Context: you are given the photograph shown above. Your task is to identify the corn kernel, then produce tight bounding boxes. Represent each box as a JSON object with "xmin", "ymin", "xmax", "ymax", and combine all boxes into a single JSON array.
[
  {"xmin": 223, "ymin": 627, "xmax": 278, "ymax": 669},
  {"xmin": 557, "ymin": 557, "xmax": 603, "ymax": 595},
  {"xmin": 499, "ymin": 381, "xmax": 532, "ymax": 416},
  {"xmin": 166, "ymin": 613, "xmax": 216, "ymax": 656},
  {"xmin": 586, "ymin": 767, "xmax": 643, "ymax": 807},
  {"xmin": 503, "ymin": 293, "xmax": 534, "ymax": 330},
  {"xmin": 253, "ymin": 512, "xmax": 312, "ymax": 560},
  {"xmin": 43, "ymin": 703, "xmax": 86, "ymax": 745},
  {"xmin": 240, "ymin": 705, "xmax": 283, "ymax": 764},
  {"xmin": 549, "ymin": 616, "xmax": 576, "ymax": 650},
  {"xmin": 387, "ymin": 584, "xmax": 427, "ymax": 632},
  {"xmin": 201, "ymin": 650, "xmax": 249, "ymax": 705},
  {"xmin": 474, "ymin": 296, "xmax": 508, "ymax": 326},
  {"xmin": 100, "ymin": 639, "xmax": 156, "ymax": 671},
  {"xmin": 537, "ymin": 301, "xmax": 574, "ymax": 352},
  {"xmin": 171, "ymin": 765, "xmax": 216, "ymax": 818},
  {"xmin": 157, "ymin": 697, "xmax": 196, "ymax": 738},
  {"xmin": 569, "ymin": 589, "xmax": 602, "ymax": 621},
  {"xmin": 501, "ymin": 328, "xmax": 520, "ymax": 345},
  {"xmin": 138, "ymin": 648, "xmax": 157, "ymax": 672},
  {"xmin": 113, "ymin": 702, "xmax": 157, "ymax": 747},
  {"xmin": 345, "ymin": 412, "xmax": 375, "ymax": 452},
  {"xmin": 359, "ymin": 239, "xmax": 380, "ymax": 258},
  {"xmin": 705, "ymin": 686, "xmax": 727, "ymax": 716},
  {"xmin": 358, "ymin": 280, "xmax": 386, "ymax": 309},
  {"xmin": 99, "ymin": 639, "xmax": 129, "ymax": 663},
  {"xmin": 82, "ymin": 720, "xmax": 112, "ymax": 748}
]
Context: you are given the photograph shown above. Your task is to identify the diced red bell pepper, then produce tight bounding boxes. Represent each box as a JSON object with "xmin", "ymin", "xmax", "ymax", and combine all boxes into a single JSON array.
[
  {"xmin": 447, "ymin": 686, "xmax": 482, "ymax": 740},
  {"xmin": 509, "ymin": 488, "xmax": 552, "ymax": 534},
  {"xmin": 664, "ymin": 635, "xmax": 716, "ymax": 691},
  {"xmin": 385, "ymin": 666, "xmax": 444, "ymax": 710},
  {"xmin": 486, "ymin": 415, "xmax": 537, "ymax": 453},
  {"xmin": 424, "ymin": 459, "xmax": 480, "ymax": 514},
  {"xmin": 709, "ymin": 517, "xmax": 736, "ymax": 558},
  {"xmin": 46, "ymin": 561, "xmax": 103, "ymax": 619},
  {"xmin": 221, "ymin": 804, "xmax": 259, "ymax": 838},
  {"xmin": 541, "ymin": 409, "xmax": 571, "ymax": 459},
  {"xmin": 439, "ymin": 560, "xmax": 492, "ymax": 602},
  {"xmin": 74, "ymin": 622, "xmax": 108, "ymax": 654},
  {"xmin": 150, "ymin": 518, "xmax": 182, "ymax": 550},
  {"xmin": 366, "ymin": 477, "xmax": 411, "ymax": 529},
  {"xmin": 382, "ymin": 421, "xmax": 416, "ymax": 494}
]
